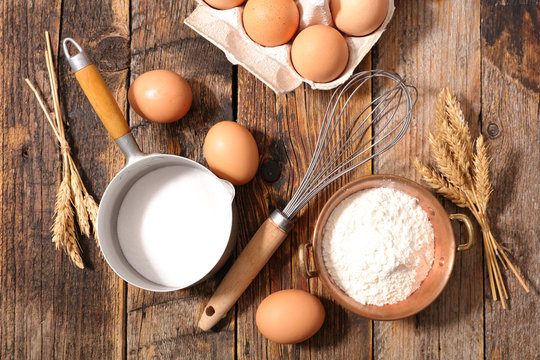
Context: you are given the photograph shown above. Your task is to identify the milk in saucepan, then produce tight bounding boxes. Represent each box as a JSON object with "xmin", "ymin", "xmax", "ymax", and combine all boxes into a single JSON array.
[{"xmin": 116, "ymin": 165, "xmax": 232, "ymax": 288}]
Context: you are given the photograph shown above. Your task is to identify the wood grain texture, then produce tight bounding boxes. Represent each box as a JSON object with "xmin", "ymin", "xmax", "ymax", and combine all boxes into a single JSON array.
[
  {"xmin": 56, "ymin": 1, "xmax": 130, "ymax": 359},
  {"xmin": 0, "ymin": 2, "xmax": 62, "ymax": 359},
  {"xmin": 1, "ymin": 1, "xmax": 129, "ymax": 359},
  {"xmin": 481, "ymin": 3, "xmax": 540, "ymax": 359},
  {"xmin": 126, "ymin": 1, "xmax": 235, "ymax": 359},
  {"xmin": 235, "ymin": 56, "xmax": 373, "ymax": 359},
  {"xmin": 373, "ymin": 0, "xmax": 484, "ymax": 359},
  {"xmin": 1, "ymin": 0, "xmax": 540, "ymax": 359}
]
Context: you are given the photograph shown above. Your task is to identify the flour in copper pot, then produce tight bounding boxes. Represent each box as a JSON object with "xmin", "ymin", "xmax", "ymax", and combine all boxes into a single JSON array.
[{"xmin": 322, "ymin": 187, "xmax": 435, "ymax": 306}]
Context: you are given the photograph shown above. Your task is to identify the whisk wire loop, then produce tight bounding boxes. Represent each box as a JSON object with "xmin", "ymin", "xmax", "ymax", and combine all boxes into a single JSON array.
[{"xmin": 283, "ymin": 70, "xmax": 417, "ymax": 219}]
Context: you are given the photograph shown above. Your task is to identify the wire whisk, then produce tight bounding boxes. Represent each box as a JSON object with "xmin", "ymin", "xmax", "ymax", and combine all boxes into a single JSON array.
[
  {"xmin": 284, "ymin": 69, "xmax": 417, "ymax": 218},
  {"xmin": 199, "ymin": 69, "xmax": 417, "ymax": 331}
]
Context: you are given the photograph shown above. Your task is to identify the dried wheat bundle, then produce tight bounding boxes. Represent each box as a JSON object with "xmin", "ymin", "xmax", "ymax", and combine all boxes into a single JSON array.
[
  {"xmin": 414, "ymin": 88, "xmax": 529, "ymax": 308},
  {"xmin": 25, "ymin": 31, "xmax": 100, "ymax": 268}
]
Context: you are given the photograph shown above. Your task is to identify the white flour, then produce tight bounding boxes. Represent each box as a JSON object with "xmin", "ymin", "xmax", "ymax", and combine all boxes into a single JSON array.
[
  {"xmin": 322, "ymin": 187, "xmax": 434, "ymax": 306},
  {"xmin": 117, "ymin": 165, "xmax": 232, "ymax": 288}
]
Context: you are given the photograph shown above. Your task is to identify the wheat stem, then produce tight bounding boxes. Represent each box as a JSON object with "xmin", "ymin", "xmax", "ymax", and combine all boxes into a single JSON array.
[
  {"xmin": 25, "ymin": 31, "xmax": 102, "ymax": 268},
  {"xmin": 84, "ymin": 195, "xmax": 100, "ymax": 245},
  {"xmin": 44, "ymin": 31, "xmax": 65, "ymax": 138},
  {"xmin": 416, "ymin": 88, "xmax": 529, "ymax": 308},
  {"xmin": 69, "ymin": 162, "xmax": 91, "ymax": 237},
  {"xmin": 483, "ymin": 239, "xmax": 497, "ymax": 301},
  {"xmin": 24, "ymin": 79, "xmax": 62, "ymax": 141},
  {"xmin": 485, "ymin": 236, "xmax": 506, "ymax": 307},
  {"xmin": 493, "ymin": 234, "xmax": 530, "ymax": 292}
]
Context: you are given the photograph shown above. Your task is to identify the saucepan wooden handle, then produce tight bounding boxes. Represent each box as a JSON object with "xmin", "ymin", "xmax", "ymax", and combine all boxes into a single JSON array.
[
  {"xmin": 74, "ymin": 65, "xmax": 130, "ymax": 139},
  {"xmin": 63, "ymin": 38, "xmax": 130, "ymax": 140},
  {"xmin": 198, "ymin": 214, "xmax": 291, "ymax": 331}
]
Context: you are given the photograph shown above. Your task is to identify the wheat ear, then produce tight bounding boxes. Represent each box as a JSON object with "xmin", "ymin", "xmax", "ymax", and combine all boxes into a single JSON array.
[
  {"xmin": 414, "ymin": 158, "xmax": 469, "ymax": 208},
  {"xmin": 429, "ymin": 132, "xmax": 470, "ymax": 189},
  {"xmin": 472, "ymin": 135, "xmax": 492, "ymax": 211},
  {"xmin": 432, "ymin": 89, "xmax": 472, "ymax": 187},
  {"xmin": 84, "ymin": 195, "xmax": 99, "ymax": 246},
  {"xmin": 69, "ymin": 163, "xmax": 91, "ymax": 237},
  {"xmin": 444, "ymin": 89, "xmax": 473, "ymax": 174},
  {"xmin": 52, "ymin": 166, "xmax": 84, "ymax": 269},
  {"xmin": 52, "ymin": 178, "xmax": 71, "ymax": 249}
]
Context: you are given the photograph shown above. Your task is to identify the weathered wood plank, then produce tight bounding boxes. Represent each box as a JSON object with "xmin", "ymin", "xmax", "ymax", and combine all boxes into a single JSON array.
[
  {"xmin": 481, "ymin": 3, "xmax": 540, "ymax": 359},
  {"xmin": 373, "ymin": 0, "xmax": 484, "ymax": 359},
  {"xmin": 0, "ymin": 3, "xmax": 62, "ymax": 359},
  {"xmin": 55, "ymin": 1, "xmax": 130, "ymax": 359},
  {"xmin": 126, "ymin": 1, "xmax": 235, "ymax": 359},
  {"xmin": 1, "ymin": 1, "xmax": 129, "ymax": 359},
  {"xmin": 2, "ymin": 0, "xmax": 538, "ymax": 359},
  {"xmin": 305, "ymin": 59, "xmax": 373, "ymax": 360},
  {"xmin": 236, "ymin": 57, "xmax": 373, "ymax": 358}
]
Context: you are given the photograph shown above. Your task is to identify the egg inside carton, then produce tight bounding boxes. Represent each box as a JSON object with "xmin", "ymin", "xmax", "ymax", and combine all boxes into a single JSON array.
[{"xmin": 185, "ymin": 0, "xmax": 395, "ymax": 94}]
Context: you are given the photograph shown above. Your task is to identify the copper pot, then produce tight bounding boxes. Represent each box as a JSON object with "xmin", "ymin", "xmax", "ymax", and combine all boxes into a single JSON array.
[{"xmin": 299, "ymin": 175, "xmax": 475, "ymax": 320}]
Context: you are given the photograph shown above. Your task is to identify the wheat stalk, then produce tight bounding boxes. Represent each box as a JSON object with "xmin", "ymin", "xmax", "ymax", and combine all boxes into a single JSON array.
[
  {"xmin": 413, "ymin": 158, "xmax": 469, "ymax": 208},
  {"xmin": 24, "ymin": 31, "xmax": 101, "ymax": 268},
  {"xmin": 84, "ymin": 194, "xmax": 99, "ymax": 246},
  {"xmin": 70, "ymin": 163, "xmax": 91, "ymax": 237},
  {"xmin": 68, "ymin": 156, "xmax": 99, "ymax": 243},
  {"xmin": 415, "ymin": 88, "xmax": 529, "ymax": 308},
  {"xmin": 444, "ymin": 89, "xmax": 473, "ymax": 175},
  {"xmin": 52, "ymin": 163, "xmax": 84, "ymax": 269},
  {"xmin": 428, "ymin": 132, "xmax": 469, "ymax": 188},
  {"xmin": 430, "ymin": 89, "xmax": 474, "ymax": 187},
  {"xmin": 62, "ymin": 198, "xmax": 84, "ymax": 270},
  {"xmin": 52, "ymin": 177, "xmax": 72, "ymax": 249},
  {"xmin": 472, "ymin": 135, "xmax": 492, "ymax": 211}
]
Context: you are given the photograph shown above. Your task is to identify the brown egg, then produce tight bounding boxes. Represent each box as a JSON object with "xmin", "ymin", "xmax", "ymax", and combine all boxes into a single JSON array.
[
  {"xmin": 331, "ymin": 0, "xmax": 389, "ymax": 36},
  {"xmin": 128, "ymin": 70, "xmax": 192, "ymax": 123},
  {"xmin": 291, "ymin": 25, "xmax": 349, "ymax": 83},
  {"xmin": 203, "ymin": 121, "xmax": 259, "ymax": 185},
  {"xmin": 242, "ymin": 0, "xmax": 299, "ymax": 47},
  {"xmin": 256, "ymin": 289, "xmax": 325, "ymax": 344},
  {"xmin": 204, "ymin": 0, "xmax": 245, "ymax": 10}
]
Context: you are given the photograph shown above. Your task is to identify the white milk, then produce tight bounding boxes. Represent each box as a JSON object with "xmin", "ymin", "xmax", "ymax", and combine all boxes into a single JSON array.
[{"xmin": 117, "ymin": 165, "xmax": 232, "ymax": 288}]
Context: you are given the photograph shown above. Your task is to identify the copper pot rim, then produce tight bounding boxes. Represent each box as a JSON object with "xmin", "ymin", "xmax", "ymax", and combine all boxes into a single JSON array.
[{"xmin": 311, "ymin": 174, "xmax": 458, "ymax": 321}]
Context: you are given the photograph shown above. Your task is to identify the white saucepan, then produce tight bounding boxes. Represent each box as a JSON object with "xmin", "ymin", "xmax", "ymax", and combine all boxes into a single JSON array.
[{"xmin": 63, "ymin": 38, "xmax": 236, "ymax": 291}]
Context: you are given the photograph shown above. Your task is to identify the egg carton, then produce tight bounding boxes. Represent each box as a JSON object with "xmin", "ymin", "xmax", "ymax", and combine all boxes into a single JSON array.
[{"xmin": 184, "ymin": 0, "xmax": 394, "ymax": 94}]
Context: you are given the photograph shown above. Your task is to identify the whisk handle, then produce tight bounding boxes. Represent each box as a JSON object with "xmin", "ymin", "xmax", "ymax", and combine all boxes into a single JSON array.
[{"xmin": 198, "ymin": 211, "xmax": 292, "ymax": 331}]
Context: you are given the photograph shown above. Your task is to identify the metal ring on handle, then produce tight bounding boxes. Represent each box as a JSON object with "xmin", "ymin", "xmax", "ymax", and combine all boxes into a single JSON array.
[
  {"xmin": 449, "ymin": 213, "xmax": 475, "ymax": 251},
  {"xmin": 269, "ymin": 209, "xmax": 293, "ymax": 232},
  {"xmin": 63, "ymin": 38, "xmax": 91, "ymax": 72}
]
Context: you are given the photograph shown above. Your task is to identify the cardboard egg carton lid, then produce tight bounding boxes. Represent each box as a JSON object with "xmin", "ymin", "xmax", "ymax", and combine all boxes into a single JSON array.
[{"xmin": 185, "ymin": 0, "xmax": 394, "ymax": 94}]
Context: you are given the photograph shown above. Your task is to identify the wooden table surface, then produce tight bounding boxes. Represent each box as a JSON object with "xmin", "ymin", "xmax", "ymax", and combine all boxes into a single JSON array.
[{"xmin": 1, "ymin": 1, "xmax": 539, "ymax": 359}]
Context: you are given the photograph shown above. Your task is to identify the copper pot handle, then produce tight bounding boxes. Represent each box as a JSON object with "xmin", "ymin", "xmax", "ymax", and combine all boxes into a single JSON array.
[
  {"xmin": 299, "ymin": 242, "xmax": 318, "ymax": 278},
  {"xmin": 449, "ymin": 213, "xmax": 475, "ymax": 251}
]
